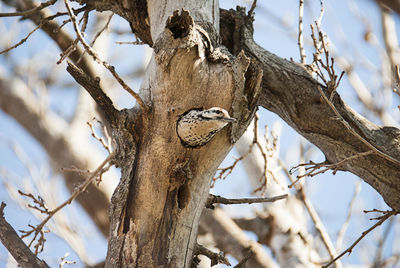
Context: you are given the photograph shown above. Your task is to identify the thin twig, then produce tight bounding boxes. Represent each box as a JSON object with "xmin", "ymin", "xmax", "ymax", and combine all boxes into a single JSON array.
[
  {"xmin": 336, "ymin": 180, "xmax": 361, "ymax": 251},
  {"xmin": 56, "ymin": 7, "xmax": 91, "ymax": 63},
  {"xmin": 212, "ymin": 146, "xmax": 253, "ymax": 185},
  {"xmin": 233, "ymin": 250, "xmax": 254, "ymax": 268},
  {"xmin": 76, "ymin": 12, "xmax": 114, "ymax": 64},
  {"xmin": 316, "ymin": 0, "xmax": 325, "ymax": 28},
  {"xmin": 213, "ymin": 116, "xmax": 259, "ymax": 186},
  {"xmin": 322, "ymin": 210, "xmax": 398, "ymax": 268},
  {"xmin": 298, "ymin": 0, "xmax": 306, "ymax": 64},
  {"xmin": 309, "ymin": 23, "xmax": 400, "ymax": 167},
  {"xmin": 252, "ymin": 115, "xmax": 283, "ymax": 193},
  {"xmin": 205, "ymin": 194, "xmax": 288, "ymax": 209},
  {"xmin": 116, "ymin": 40, "xmax": 145, "ymax": 45},
  {"xmin": 373, "ymin": 217, "xmax": 394, "ymax": 267},
  {"xmin": 289, "ymin": 150, "xmax": 374, "ymax": 185},
  {"xmin": 193, "ymin": 243, "xmax": 231, "ymax": 266},
  {"xmin": 59, "ymin": 252, "xmax": 76, "ymax": 268},
  {"xmin": 63, "ymin": 0, "xmax": 147, "ymax": 111},
  {"xmin": 0, "ymin": 23, "xmax": 43, "ymax": 55},
  {"xmin": 253, "ymin": 118, "xmax": 270, "ymax": 192},
  {"xmin": 19, "ymin": 152, "xmax": 115, "ymax": 254},
  {"xmin": 0, "ymin": 0, "xmax": 57, "ymax": 17},
  {"xmin": 57, "ymin": 38, "xmax": 79, "ymax": 64},
  {"xmin": 280, "ymin": 155, "xmax": 342, "ymax": 267},
  {"xmin": 0, "ymin": 5, "xmax": 87, "ymax": 55},
  {"xmin": 18, "ymin": 191, "xmax": 50, "ymax": 215},
  {"xmin": 91, "ymin": 13, "xmax": 114, "ymax": 46},
  {"xmin": 394, "ymin": 65, "xmax": 400, "ymax": 110},
  {"xmin": 87, "ymin": 120, "xmax": 111, "ymax": 153}
]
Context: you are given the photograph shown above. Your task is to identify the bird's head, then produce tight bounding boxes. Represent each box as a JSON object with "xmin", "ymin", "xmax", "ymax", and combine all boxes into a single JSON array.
[{"xmin": 201, "ymin": 107, "xmax": 236, "ymax": 123}]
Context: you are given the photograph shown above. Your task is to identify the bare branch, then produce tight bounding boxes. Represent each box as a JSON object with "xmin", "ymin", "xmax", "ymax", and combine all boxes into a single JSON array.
[
  {"xmin": 59, "ymin": 252, "xmax": 76, "ymax": 268},
  {"xmin": 18, "ymin": 190, "xmax": 50, "ymax": 215},
  {"xmin": 298, "ymin": 0, "xmax": 306, "ymax": 64},
  {"xmin": 0, "ymin": 0, "xmax": 57, "ymax": 17},
  {"xmin": 0, "ymin": 74, "xmax": 110, "ymax": 237},
  {"xmin": 0, "ymin": 23, "xmax": 43, "ymax": 54},
  {"xmin": 336, "ymin": 180, "xmax": 361, "ymax": 251},
  {"xmin": 373, "ymin": 217, "xmax": 395, "ymax": 267},
  {"xmin": 322, "ymin": 210, "xmax": 398, "ymax": 267},
  {"xmin": 63, "ymin": 0, "xmax": 147, "ymax": 111},
  {"xmin": 280, "ymin": 159, "xmax": 342, "ymax": 267},
  {"xmin": 289, "ymin": 150, "xmax": 375, "ymax": 184},
  {"xmin": 193, "ymin": 243, "xmax": 231, "ymax": 266},
  {"xmin": 316, "ymin": 85, "xmax": 400, "ymax": 166},
  {"xmin": 19, "ymin": 152, "xmax": 114, "ymax": 254},
  {"xmin": 308, "ymin": 24, "xmax": 400, "ymax": 168},
  {"xmin": 212, "ymin": 143, "xmax": 253, "ymax": 185},
  {"xmin": 87, "ymin": 120, "xmax": 111, "ymax": 154},
  {"xmin": 76, "ymin": 12, "xmax": 115, "ymax": 64},
  {"xmin": 0, "ymin": 202, "xmax": 50, "ymax": 268},
  {"xmin": 316, "ymin": 0, "xmax": 324, "ymax": 28},
  {"xmin": 115, "ymin": 40, "xmax": 145, "ymax": 45},
  {"xmin": 205, "ymin": 194, "xmax": 288, "ymax": 209},
  {"xmin": 247, "ymin": 0, "xmax": 257, "ymax": 18},
  {"xmin": 214, "ymin": 114, "xmax": 281, "ymax": 193},
  {"xmin": 66, "ymin": 61, "xmax": 119, "ymax": 125},
  {"xmin": 90, "ymin": 13, "xmax": 114, "ymax": 46},
  {"xmin": 233, "ymin": 250, "xmax": 253, "ymax": 268}
]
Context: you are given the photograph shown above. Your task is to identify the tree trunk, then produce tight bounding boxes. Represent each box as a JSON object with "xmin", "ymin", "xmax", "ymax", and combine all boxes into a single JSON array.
[{"xmin": 104, "ymin": 2, "xmax": 259, "ymax": 267}]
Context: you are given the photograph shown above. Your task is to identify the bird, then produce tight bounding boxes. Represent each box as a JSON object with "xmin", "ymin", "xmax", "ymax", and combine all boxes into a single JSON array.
[{"xmin": 176, "ymin": 107, "xmax": 236, "ymax": 147}]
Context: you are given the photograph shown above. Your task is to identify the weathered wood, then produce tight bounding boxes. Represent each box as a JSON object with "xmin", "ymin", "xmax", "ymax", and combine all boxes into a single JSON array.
[
  {"xmin": 104, "ymin": 6, "xmax": 260, "ymax": 267},
  {"xmin": 220, "ymin": 7, "xmax": 400, "ymax": 210},
  {"xmin": 0, "ymin": 203, "xmax": 50, "ymax": 268}
]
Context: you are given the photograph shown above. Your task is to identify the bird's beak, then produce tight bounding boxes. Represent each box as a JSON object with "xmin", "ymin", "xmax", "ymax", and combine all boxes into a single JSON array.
[{"xmin": 222, "ymin": 117, "xmax": 237, "ymax": 123}]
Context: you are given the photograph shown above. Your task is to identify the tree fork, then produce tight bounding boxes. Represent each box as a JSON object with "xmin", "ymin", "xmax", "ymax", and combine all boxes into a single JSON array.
[
  {"xmin": 220, "ymin": 7, "xmax": 400, "ymax": 210},
  {"xmin": 104, "ymin": 8, "xmax": 261, "ymax": 267}
]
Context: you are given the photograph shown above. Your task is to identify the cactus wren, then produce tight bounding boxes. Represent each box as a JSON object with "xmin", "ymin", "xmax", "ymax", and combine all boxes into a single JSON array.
[{"xmin": 176, "ymin": 107, "xmax": 236, "ymax": 147}]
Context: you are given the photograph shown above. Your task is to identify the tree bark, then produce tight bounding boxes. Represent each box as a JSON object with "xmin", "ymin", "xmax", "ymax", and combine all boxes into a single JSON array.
[
  {"xmin": 100, "ymin": 3, "xmax": 260, "ymax": 267},
  {"xmin": 80, "ymin": 1, "xmax": 400, "ymax": 212},
  {"xmin": 219, "ymin": 7, "xmax": 400, "ymax": 211},
  {"xmin": 0, "ymin": 203, "xmax": 50, "ymax": 268}
]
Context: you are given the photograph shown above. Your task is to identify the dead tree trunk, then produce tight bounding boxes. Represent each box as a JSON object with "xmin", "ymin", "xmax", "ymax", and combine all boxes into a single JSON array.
[{"xmin": 79, "ymin": 3, "xmax": 260, "ymax": 267}]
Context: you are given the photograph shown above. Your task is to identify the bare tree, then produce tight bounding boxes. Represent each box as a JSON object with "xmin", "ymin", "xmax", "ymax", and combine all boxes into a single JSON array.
[{"xmin": 0, "ymin": 0, "xmax": 399, "ymax": 268}]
